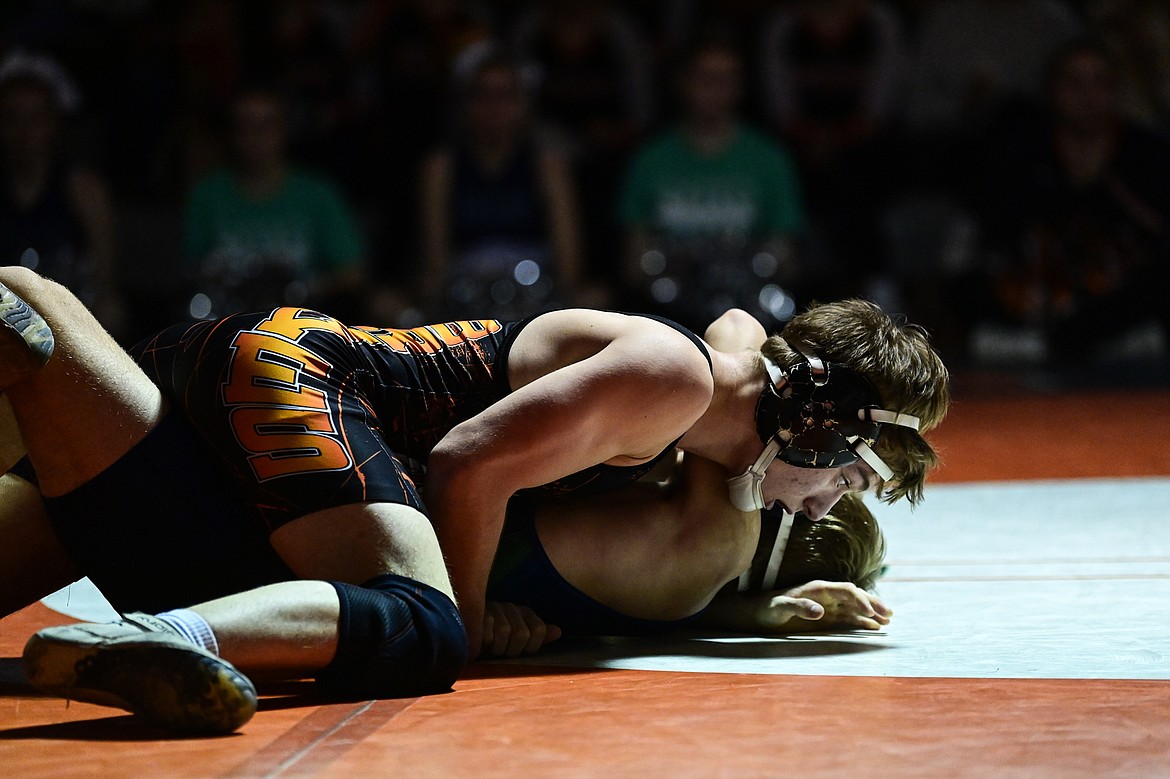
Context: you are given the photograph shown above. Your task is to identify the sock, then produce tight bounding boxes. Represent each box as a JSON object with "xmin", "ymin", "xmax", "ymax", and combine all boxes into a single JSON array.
[{"xmin": 155, "ymin": 608, "xmax": 220, "ymax": 656}]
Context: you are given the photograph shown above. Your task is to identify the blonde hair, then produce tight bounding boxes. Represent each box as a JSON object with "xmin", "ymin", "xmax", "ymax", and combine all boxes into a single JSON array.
[
  {"xmin": 761, "ymin": 299, "xmax": 950, "ymax": 505},
  {"xmin": 775, "ymin": 493, "xmax": 887, "ymax": 591}
]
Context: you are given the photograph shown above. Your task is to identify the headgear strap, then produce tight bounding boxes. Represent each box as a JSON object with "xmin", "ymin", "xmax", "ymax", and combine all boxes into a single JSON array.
[
  {"xmin": 726, "ymin": 352, "xmax": 920, "ymax": 512},
  {"xmin": 737, "ymin": 509, "xmax": 796, "ymax": 592}
]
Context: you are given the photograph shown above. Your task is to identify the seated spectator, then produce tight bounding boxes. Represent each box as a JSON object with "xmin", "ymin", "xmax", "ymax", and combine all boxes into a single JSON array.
[
  {"xmin": 511, "ymin": 0, "xmax": 653, "ymax": 160},
  {"xmin": 962, "ymin": 39, "xmax": 1170, "ymax": 362},
  {"xmin": 418, "ymin": 46, "xmax": 584, "ymax": 320},
  {"xmin": 350, "ymin": 0, "xmax": 493, "ymax": 269},
  {"xmin": 183, "ymin": 84, "xmax": 365, "ymax": 320},
  {"xmin": 0, "ymin": 52, "xmax": 124, "ymax": 338},
  {"xmin": 511, "ymin": 0, "xmax": 655, "ymax": 282},
  {"xmin": 618, "ymin": 37, "xmax": 804, "ymax": 332},
  {"xmin": 758, "ymin": 0, "xmax": 907, "ymax": 301},
  {"xmin": 901, "ymin": 0, "xmax": 1082, "ymax": 138},
  {"xmin": 1085, "ymin": 0, "xmax": 1170, "ymax": 130},
  {"xmin": 760, "ymin": 0, "xmax": 903, "ymax": 174}
]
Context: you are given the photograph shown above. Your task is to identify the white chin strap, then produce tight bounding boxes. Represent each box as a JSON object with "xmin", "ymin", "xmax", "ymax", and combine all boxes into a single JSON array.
[
  {"xmin": 727, "ymin": 436, "xmax": 786, "ymax": 512},
  {"xmin": 727, "ymin": 357, "xmax": 789, "ymax": 512},
  {"xmin": 737, "ymin": 510, "xmax": 796, "ymax": 592}
]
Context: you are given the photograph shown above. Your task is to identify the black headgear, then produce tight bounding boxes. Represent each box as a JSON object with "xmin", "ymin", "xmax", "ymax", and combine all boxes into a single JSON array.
[{"xmin": 726, "ymin": 351, "xmax": 920, "ymax": 512}]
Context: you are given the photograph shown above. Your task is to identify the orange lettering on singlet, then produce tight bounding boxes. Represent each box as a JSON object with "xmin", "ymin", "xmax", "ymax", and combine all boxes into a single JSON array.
[
  {"xmin": 350, "ymin": 320, "xmax": 502, "ymax": 355},
  {"xmin": 222, "ymin": 308, "xmax": 352, "ymax": 481},
  {"xmin": 230, "ymin": 406, "xmax": 351, "ymax": 481},
  {"xmin": 254, "ymin": 306, "xmax": 350, "ymax": 340},
  {"xmin": 222, "ymin": 331, "xmax": 330, "ymax": 409}
]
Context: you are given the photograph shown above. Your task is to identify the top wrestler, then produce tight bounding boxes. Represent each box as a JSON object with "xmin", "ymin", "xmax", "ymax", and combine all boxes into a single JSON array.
[
  {"xmin": 481, "ymin": 308, "xmax": 894, "ymax": 654},
  {"xmin": 0, "ymin": 265, "xmax": 947, "ymax": 733}
]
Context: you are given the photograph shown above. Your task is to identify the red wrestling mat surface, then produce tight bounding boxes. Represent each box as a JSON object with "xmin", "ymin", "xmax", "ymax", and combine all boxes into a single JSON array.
[
  {"xmin": 4, "ymin": 602, "xmax": 1170, "ymax": 779},
  {"xmin": 928, "ymin": 389, "xmax": 1170, "ymax": 483},
  {"xmin": 4, "ymin": 388, "xmax": 1170, "ymax": 778}
]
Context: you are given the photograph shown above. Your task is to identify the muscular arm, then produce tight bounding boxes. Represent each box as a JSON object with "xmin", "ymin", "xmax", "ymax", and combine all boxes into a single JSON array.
[
  {"xmin": 425, "ymin": 311, "xmax": 713, "ymax": 655},
  {"xmin": 511, "ymin": 310, "xmax": 767, "ymax": 628}
]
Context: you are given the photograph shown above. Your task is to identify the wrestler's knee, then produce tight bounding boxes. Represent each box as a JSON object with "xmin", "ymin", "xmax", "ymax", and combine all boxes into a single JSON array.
[
  {"xmin": 316, "ymin": 574, "xmax": 468, "ymax": 700},
  {"xmin": 0, "ymin": 266, "xmax": 68, "ymax": 305},
  {"xmin": 0, "ymin": 266, "xmax": 88, "ymax": 331}
]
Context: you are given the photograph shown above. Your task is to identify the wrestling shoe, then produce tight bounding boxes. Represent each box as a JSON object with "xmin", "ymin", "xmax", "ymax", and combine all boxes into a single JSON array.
[
  {"xmin": 0, "ymin": 280, "xmax": 54, "ymax": 385},
  {"xmin": 22, "ymin": 613, "xmax": 257, "ymax": 735}
]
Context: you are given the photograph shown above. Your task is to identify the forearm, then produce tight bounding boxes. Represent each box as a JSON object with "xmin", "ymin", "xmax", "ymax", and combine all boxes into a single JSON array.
[
  {"xmin": 697, "ymin": 590, "xmax": 795, "ymax": 633},
  {"xmin": 433, "ymin": 511, "xmax": 498, "ymax": 628},
  {"xmin": 700, "ymin": 581, "xmax": 893, "ymax": 634},
  {"xmin": 425, "ymin": 460, "xmax": 511, "ymax": 654}
]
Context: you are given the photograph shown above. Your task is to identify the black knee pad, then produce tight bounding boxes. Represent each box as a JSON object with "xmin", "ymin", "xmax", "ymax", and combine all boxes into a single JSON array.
[{"xmin": 317, "ymin": 574, "xmax": 468, "ymax": 700}]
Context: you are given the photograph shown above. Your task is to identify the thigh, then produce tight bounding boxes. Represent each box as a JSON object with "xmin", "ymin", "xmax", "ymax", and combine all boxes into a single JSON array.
[
  {"xmin": 0, "ymin": 268, "xmax": 163, "ymax": 496},
  {"xmin": 0, "ymin": 473, "xmax": 80, "ymax": 617},
  {"xmin": 41, "ymin": 412, "xmax": 296, "ymax": 613},
  {"xmin": 270, "ymin": 501, "xmax": 455, "ymax": 603}
]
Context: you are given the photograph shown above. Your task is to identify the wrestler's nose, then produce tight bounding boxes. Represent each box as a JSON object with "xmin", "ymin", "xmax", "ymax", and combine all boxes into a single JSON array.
[{"xmin": 802, "ymin": 487, "xmax": 845, "ymax": 522}]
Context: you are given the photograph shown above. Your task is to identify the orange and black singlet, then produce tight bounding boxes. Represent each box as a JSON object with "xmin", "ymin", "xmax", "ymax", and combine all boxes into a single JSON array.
[{"xmin": 133, "ymin": 308, "xmax": 712, "ymax": 531}]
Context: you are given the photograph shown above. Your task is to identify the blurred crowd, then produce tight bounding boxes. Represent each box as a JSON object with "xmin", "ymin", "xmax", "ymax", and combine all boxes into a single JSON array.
[{"xmin": 2, "ymin": 0, "xmax": 1169, "ymax": 376}]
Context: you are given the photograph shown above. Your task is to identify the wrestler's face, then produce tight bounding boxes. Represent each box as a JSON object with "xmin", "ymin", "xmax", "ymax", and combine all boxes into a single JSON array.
[{"xmin": 761, "ymin": 459, "xmax": 877, "ymax": 521}]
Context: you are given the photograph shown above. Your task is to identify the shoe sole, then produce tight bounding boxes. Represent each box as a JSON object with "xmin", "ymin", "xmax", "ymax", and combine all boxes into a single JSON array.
[
  {"xmin": 0, "ymin": 282, "xmax": 54, "ymax": 385},
  {"xmin": 23, "ymin": 630, "xmax": 257, "ymax": 735}
]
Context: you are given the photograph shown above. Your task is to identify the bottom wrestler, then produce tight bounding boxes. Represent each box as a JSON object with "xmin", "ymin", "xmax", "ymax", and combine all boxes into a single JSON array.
[{"xmin": 484, "ymin": 464, "xmax": 888, "ymax": 656}]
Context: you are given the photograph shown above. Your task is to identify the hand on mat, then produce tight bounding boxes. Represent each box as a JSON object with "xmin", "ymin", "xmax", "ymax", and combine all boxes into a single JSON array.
[
  {"xmin": 482, "ymin": 601, "xmax": 563, "ymax": 658},
  {"xmin": 750, "ymin": 581, "xmax": 893, "ymax": 633}
]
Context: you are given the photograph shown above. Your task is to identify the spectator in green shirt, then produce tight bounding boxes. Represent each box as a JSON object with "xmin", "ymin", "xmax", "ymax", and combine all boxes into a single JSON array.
[
  {"xmin": 184, "ymin": 86, "xmax": 365, "ymax": 320},
  {"xmin": 618, "ymin": 37, "xmax": 805, "ymax": 331}
]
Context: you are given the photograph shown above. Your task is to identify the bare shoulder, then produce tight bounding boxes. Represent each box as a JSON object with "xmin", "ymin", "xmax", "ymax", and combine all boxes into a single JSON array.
[
  {"xmin": 703, "ymin": 308, "xmax": 768, "ymax": 351},
  {"xmin": 502, "ymin": 310, "xmax": 714, "ymax": 457},
  {"xmin": 670, "ymin": 455, "xmax": 759, "ymax": 583},
  {"xmin": 508, "ymin": 309, "xmax": 713, "ymax": 394}
]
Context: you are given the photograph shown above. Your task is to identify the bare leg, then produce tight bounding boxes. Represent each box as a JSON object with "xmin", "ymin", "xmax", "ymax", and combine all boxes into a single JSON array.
[
  {"xmin": 190, "ymin": 501, "xmax": 456, "ymax": 679},
  {"xmin": 0, "ymin": 474, "xmax": 81, "ymax": 617},
  {"xmin": 0, "ymin": 268, "xmax": 161, "ymax": 612},
  {"xmin": 0, "ymin": 267, "xmax": 163, "ymax": 497},
  {"xmin": 187, "ymin": 581, "xmax": 340, "ymax": 680}
]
